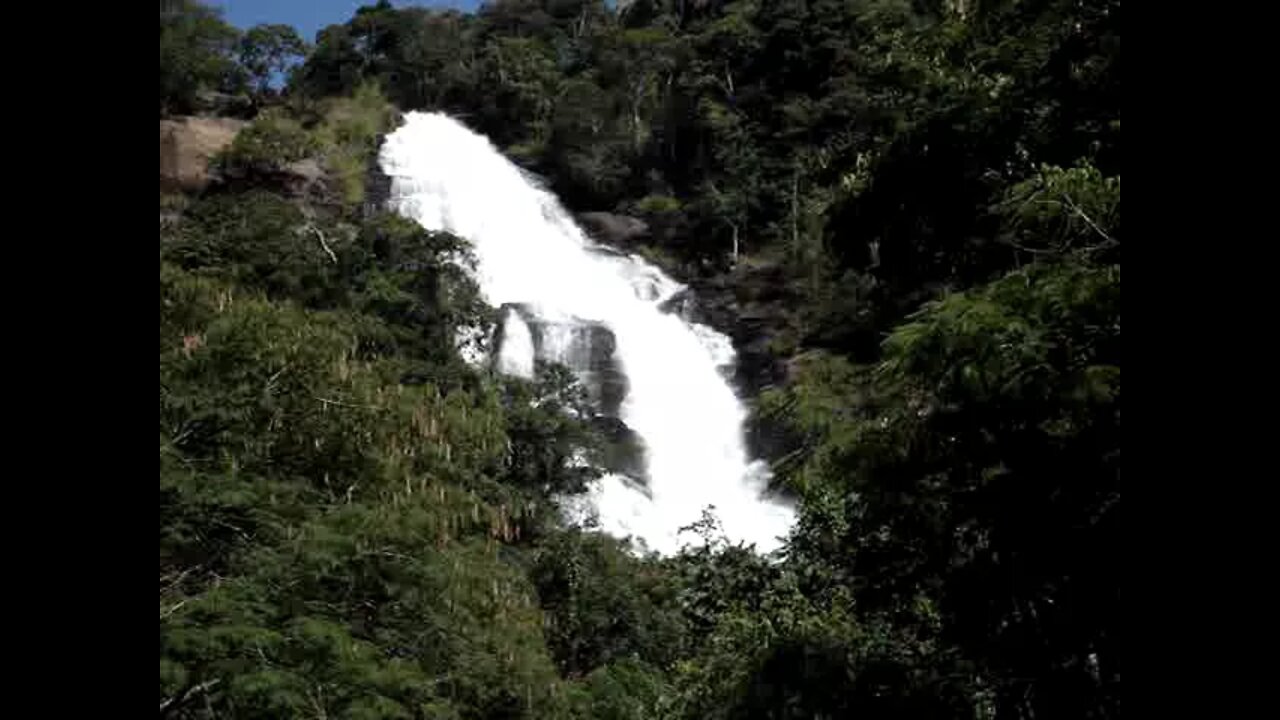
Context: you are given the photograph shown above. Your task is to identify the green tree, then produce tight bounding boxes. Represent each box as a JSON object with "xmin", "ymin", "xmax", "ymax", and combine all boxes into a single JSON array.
[
  {"xmin": 531, "ymin": 529, "xmax": 684, "ymax": 677},
  {"xmin": 475, "ymin": 36, "xmax": 563, "ymax": 155},
  {"xmin": 238, "ymin": 24, "xmax": 309, "ymax": 97},
  {"xmin": 214, "ymin": 110, "xmax": 320, "ymax": 181},
  {"xmin": 159, "ymin": 0, "xmax": 240, "ymax": 115},
  {"xmin": 780, "ymin": 260, "xmax": 1120, "ymax": 719}
]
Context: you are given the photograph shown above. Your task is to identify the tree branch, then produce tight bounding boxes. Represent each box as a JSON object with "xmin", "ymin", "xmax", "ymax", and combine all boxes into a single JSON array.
[
  {"xmin": 314, "ymin": 396, "xmax": 381, "ymax": 410},
  {"xmin": 160, "ymin": 678, "xmax": 221, "ymax": 717},
  {"xmin": 1058, "ymin": 192, "xmax": 1117, "ymax": 245},
  {"xmin": 160, "ymin": 599, "xmax": 187, "ymax": 620},
  {"xmin": 310, "ymin": 226, "xmax": 337, "ymax": 264},
  {"xmin": 998, "ymin": 236, "xmax": 1056, "ymax": 255},
  {"xmin": 266, "ymin": 362, "xmax": 291, "ymax": 392}
]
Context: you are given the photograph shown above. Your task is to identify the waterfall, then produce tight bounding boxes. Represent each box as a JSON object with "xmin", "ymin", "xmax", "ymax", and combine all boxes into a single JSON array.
[
  {"xmin": 380, "ymin": 112, "xmax": 794, "ymax": 554},
  {"xmin": 496, "ymin": 307, "xmax": 535, "ymax": 379}
]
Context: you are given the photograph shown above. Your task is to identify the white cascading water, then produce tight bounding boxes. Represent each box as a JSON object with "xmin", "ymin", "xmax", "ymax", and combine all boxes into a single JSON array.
[
  {"xmin": 496, "ymin": 307, "xmax": 535, "ymax": 379},
  {"xmin": 380, "ymin": 112, "xmax": 794, "ymax": 554}
]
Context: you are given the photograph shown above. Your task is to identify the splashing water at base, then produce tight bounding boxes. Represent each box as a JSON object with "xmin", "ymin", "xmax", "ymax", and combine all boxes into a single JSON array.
[
  {"xmin": 380, "ymin": 112, "xmax": 794, "ymax": 554},
  {"xmin": 496, "ymin": 308, "xmax": 535, "ymax": 379}
]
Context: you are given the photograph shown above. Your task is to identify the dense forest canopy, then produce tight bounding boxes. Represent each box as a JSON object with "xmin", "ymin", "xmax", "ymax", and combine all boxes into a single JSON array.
[{"xmin": 160, "ymin": 0, "xmax": 1119, "ymax": 717}]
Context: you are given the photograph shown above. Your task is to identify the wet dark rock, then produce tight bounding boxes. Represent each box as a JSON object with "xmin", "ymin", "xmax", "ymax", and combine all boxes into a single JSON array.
[
  {"xmin": 659, "ymin": 261, "xmax": 796, "ymax": 399},
  {"xmin": 528, "ymin": 316, "xmax": 628, "ymax": 419},
  {"xmin": 577, "ymin": 212, "xmax": 650, "ymax": 247},
  {"xmin": 492, "ymin": 305, "xmax": 631, "ymax": 420},
  {"xmin": 365, "ymin": 132, "xmax": 395, "ymax": 218},
  {"xmin": 589, "ymin": 416, "xmax": 648, "ymax": 482}
]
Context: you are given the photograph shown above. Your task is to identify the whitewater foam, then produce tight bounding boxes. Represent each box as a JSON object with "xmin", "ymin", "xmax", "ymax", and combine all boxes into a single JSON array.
[{"xmin": 380, "ymin": 111, "xmax": 794, "ymax": 554}]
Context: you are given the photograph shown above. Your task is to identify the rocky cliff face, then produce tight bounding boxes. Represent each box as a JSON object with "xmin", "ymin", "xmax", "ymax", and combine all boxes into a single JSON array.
[
  {"xmin": 575, "ymin": 212, "xmax": 798, "ymax": 399},
  {"xmin": 575, "ymin": 212, "xmax": 800, "ymax": 468},
  {"xmin": 159, "ymin": 116, "xmax": 246, "ymax": 193},
  {"xmin": 668, "ymin": 260, "xmax": 805, "ymax": 470},
  {"xmin": 659, "ymin": 260, "xmax": 798, "ymax": 398},
  {"xmin": 575, "ymin": 212, "xmax": 650, "ymax": 249}
]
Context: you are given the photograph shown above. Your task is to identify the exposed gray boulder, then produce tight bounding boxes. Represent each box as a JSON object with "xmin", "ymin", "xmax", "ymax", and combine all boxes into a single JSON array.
[
  {"xmin": 658, "ymin": 261, "xmax": 794, "ymax": 399},
  {"xmin": 589, "ymin": 416, "xmax": 649, "ymax": 484},
  {"xmin": 159, "ymin": 116, "xmax": 246, "ymax": 192},
  {"xmin": 577, "ymin": 212, "xmax": 650, "ymax": 247}
]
